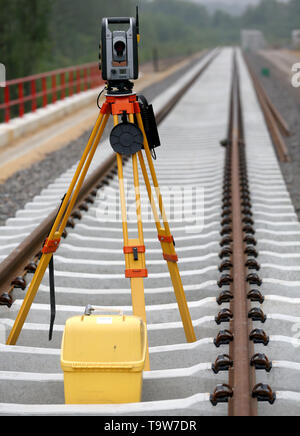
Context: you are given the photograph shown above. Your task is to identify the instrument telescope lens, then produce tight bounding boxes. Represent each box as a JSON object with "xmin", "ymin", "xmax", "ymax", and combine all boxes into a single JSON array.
[{"xmin": 114, "ymin": 40, "xmax": 126, "ymax": 56}]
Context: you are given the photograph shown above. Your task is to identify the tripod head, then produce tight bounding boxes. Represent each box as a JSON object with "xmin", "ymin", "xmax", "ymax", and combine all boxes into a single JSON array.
[{"xmin": 106, "ymin": 79, "xmax": 135, "ymax": 96}]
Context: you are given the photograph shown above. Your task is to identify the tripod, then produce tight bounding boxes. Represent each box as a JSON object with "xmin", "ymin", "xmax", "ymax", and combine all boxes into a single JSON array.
[{"xmin": 6, "ymin": 85, "xmax": 197, "ymax": 370}]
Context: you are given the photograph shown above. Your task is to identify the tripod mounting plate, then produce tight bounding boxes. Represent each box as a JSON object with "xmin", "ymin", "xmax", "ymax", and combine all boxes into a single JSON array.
[
  {"xmin": 106, "ymin": 91, "xmax": 136, "ymax": 98},
  {"xmin": 110, "ymin": 122, "xmax": 144, "ymax": 156},
  {"xmin": 106, "ymin": 80, "xmax": 135, "ymax": 96}
]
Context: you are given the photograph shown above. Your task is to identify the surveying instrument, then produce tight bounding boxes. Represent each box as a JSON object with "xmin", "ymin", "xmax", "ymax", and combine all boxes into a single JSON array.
[{"xmin": 6, "ymin": 10, "xmax": 197, "ymax": 370}]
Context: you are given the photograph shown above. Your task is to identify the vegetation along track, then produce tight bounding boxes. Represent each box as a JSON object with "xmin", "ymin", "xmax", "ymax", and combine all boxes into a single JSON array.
[{"xmin": 0, "ymin": 48, "xmax": 300, "ymax": 416}]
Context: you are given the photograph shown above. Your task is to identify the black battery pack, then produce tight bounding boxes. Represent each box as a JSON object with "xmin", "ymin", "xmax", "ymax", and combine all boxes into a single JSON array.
[{"xmin": 137, "ymin": 95, "xmax": 161, "ymax": 154}]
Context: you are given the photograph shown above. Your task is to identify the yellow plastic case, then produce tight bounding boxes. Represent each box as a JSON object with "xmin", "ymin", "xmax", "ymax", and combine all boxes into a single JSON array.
[{"xmin": 61, "ymin": 307, "xmax": 147, "ymax": 404}]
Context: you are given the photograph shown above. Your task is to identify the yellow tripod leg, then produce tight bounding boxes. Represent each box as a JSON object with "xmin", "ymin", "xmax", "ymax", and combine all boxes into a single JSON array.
[
  {"xmin": 6, "ymin": 112, "xmax": 109, "ymax": 346},
  {"xmin": 131, "ymin": 151, "xmax": 150, "ymax": 371},
  {"xmin": 115, "ymin": 114, "xmax": 150, "ymax": 370},
  {"xmin": 136, "ymin": 113, "xmax": 196, "ymax": 343},
  {"xmin": 58, "ymin": 112, "xmax": 109, "ymax": 233},
  {"xmin": 50, "ymin": 111, "xmax": 106, "ymax": 243}
]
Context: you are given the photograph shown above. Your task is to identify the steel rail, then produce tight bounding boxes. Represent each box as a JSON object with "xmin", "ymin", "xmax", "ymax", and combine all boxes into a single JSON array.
[
  {"xmin": 244, "ymin": 58, "xmax": 291, "ymax": 138},
  {"xmin": 243, "ymin": 54, "xmax": 290, "ymax": 163},
  {"xmin": 0, "ymin": 49, "xmax": 219, "ymax": 307},
  {"xmin": 228, "ymin": 54, "xmax": 257, "ymax": 416},
  {"xmin": 211, "ymin": 52, "xmax": 258, "ymax": 415},
  {"xmin": 212, "ymin": 50, "xmax": 280, "ymax": 415}
]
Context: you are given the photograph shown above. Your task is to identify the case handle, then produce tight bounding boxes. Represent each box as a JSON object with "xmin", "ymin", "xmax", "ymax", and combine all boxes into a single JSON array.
[
  {"xmin": 106, "ymin": 17, "xmax": 132, "ymax": 25},
  {"xmin": 84, "ymin": 305, "xmax": 124, "ymax": 318}
]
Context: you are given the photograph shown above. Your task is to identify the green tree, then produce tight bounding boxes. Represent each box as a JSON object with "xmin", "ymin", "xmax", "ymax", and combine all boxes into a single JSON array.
[
  {"xmin": 2, "ymin": 0, "xmax": 299, "ymax": 80},
  {"xmin": 49, "ymin": 0, "xmax": 136, "ymax": 68},
  {"xmin": 0, "ymin": 0, "xmax": 52, "ymax": 79}
]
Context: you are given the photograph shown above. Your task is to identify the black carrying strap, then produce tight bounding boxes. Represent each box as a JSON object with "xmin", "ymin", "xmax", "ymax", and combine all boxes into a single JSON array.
[
  {"xmin": 48, "ymin": 255, "xmax": 56, "ymax": 341},
  {"xmin": 48, "ymin": 194, "xmax": 66, "ymax": 341}
]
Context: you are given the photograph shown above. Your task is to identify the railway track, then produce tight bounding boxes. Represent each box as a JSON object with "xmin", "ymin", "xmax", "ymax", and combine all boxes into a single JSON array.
[{"xmin": 0, "ymin": 47, "xmax": 300, "ymax": 416}]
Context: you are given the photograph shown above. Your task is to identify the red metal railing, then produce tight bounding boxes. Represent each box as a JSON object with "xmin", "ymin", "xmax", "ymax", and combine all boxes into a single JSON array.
[{"xmin": 0, "ymin": 62, "xmax": 104, "ymax": 123}]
